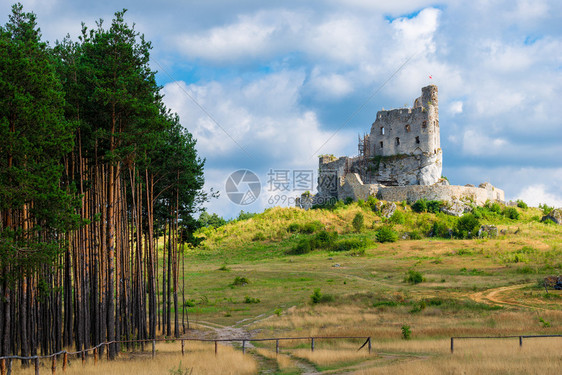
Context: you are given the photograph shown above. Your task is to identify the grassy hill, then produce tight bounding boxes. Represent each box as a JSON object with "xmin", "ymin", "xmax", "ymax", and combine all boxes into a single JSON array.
[{"xmin": 173, "ymin": 201, "xmax": 562, "ymax": 373}]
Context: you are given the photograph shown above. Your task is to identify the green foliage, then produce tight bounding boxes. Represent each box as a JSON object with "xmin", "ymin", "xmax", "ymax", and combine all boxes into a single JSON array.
[
  {"xmin": 252, "ymin": 232, "xmax": 266, "ymax": 241},
  {"xmin": 376, "ymin": 226, "xmax": 398, "ymax": 243},
  {"xmin": 411, "ymin": 199, "xmax": 427, "ymax": 213},
  {"xmin": 516, "ymin": 200, "xmax": 528, "ymax": 209},
  {"xmin": 310, "ymin": 288, "xmax": 334, "ymax": 304},
  {"xmin": 344, "ymin": 197, "xmax": 354, "ymax": 205},
  {"xmin": 503, "ymin": 207, "xmax": 520, "ymax": 220},
  {"xmin": 218, "ymin": 265, "xmax": 230, "ymax": 271},
  {"xmin": 301, "ymin": 221, "xmax": 324, "ymax": 234},
  {"xmin": 401, "ymin": 325, "xmax": 411, "ymax": 340},
  {"xmin": 352, "ymin": 212, "xmax": 364, "ymax": 232},
  {"xmin": 244, "ymin": 296, "xmax": 261, "ymax": 304},
  {"xmin": 539, "ymin": 317, "xmax": 550, "ymax": 328},
  {"xmin": 539, "ymin": 203, "xmax": 553, "ymax": 215},
  {"xmin": 287, "ymin": 223, "xmax": 301, "ymax": 232},
  {"xmin": 408, "ymin": 230, "xmax": 423, "ymax": 240},
  {"xmin": 426, "ymin": 200, "xmax": 444, "ymax": 214},
  {"xmin": 197, "ymin": 212, "xmax": 227, "ymax": 228},
  {"xmin": 367, "ymin": 196, "xmax": 378, "ymax": 212},
  {"xmin": 332, "ymin": 237, "xmax": 366, "ymax": 252},
  {"xmin": 405, "ymin": 270, "xmax": 424, "ymax": 284},
  {"xmin": 237, "ymin": 210, "xmax": 256, "ymax": 221},
  {"xmin": 454, "ymin": 213, "xmax": 480, "ymax": 238},
  {"xmin": 388, "ymin": 210, "xmax": 405, "ymax": 225},
  {"xmin": 232, "ymin": 276, "xmax": 249, "ymax": 286}
]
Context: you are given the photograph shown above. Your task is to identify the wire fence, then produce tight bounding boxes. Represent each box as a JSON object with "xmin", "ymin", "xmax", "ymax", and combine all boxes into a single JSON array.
[
  {"xmin": 0, "ymin": 335, "xmax": 372, "ymax": 375},
  {"xmin": 449, "ymin": 334, "xmax": 562, "ymax": 353}
]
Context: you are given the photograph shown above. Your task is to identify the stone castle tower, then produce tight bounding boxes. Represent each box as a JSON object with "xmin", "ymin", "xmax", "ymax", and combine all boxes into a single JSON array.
[
  {"xmin": 306, "ymin": 84, "xmax": 504, "ymax": 208},
  {"xmin": 369, "ymin": 85, "xmax": 440, "ymax": 158}
]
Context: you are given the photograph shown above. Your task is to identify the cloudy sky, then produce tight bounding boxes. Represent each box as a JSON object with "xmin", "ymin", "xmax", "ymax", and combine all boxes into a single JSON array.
[{"xmin": 2, "ymin": 0, "xmax": 561, "ymax": 218}]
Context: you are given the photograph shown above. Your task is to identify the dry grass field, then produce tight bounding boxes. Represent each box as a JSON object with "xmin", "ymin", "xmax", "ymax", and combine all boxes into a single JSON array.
[{"xmin": 10, "ymin": 204, "xmax": 562, "ymax": 374}]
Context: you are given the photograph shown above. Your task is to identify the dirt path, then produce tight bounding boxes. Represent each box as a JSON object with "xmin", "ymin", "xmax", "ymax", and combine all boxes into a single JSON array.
[{"xmin": 469, "ymin": 283, "xmax": 550, "ymax": 310}]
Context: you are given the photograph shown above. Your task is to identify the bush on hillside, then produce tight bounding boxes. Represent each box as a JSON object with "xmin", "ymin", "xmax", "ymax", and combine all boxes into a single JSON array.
[
  {"xmin": 411, "ymin": 199, "xmax": 427, "ymax": 213},
  {"xmin": 332, "ymin": 237, "xmax": 366, "ymax": 252},
  {"xmin": 388, "ymin": 210, "xmax": 405, "ymax": 225},
  {"xmin": 503, "ymin": 207, "xmax": 520, "ymax": 220},
  {"xmin": 352, "ymin": 212, "xmax": 364, "ymax": 232},
  {"xmin": 376, "ymin": 226, "xmax": 398, "ymax": 243},
  {"xmin": 454, "ymin": 213, "xmax": 480, "ymax": 239}
]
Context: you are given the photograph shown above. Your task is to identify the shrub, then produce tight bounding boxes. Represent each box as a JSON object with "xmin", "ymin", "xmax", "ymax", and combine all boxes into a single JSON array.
[
  {"xmin": 405, "ymin": 270, "xmax": 424, "ymax": 284},
  {"xmin": 367, "ymin": 196, "xmax": 378, "ymax": 211},
  {"xmin": 232, "ymin": 276, "xmax": 249, "ymax": 286},
  {"xmin": 539, "ymin": 203, "xmax": 553, "ymax": 215},
  {"xmin": 426, "ymin": 200, "xmax": 443, "ymax": 214},
  {"xmin": 408, "ymin": 230, "xmax": 422, "ymax": 240},
  {"xmin": 313, "ymin": 230, "xmax": 338, "ymax": 249},
  {"xmin": 503, "ymin": 207, "xmax": 520, "ymax": 220},
  {"xmin": 301, "ymin": 221, "xmax": 324, "ymax": 234},
  {"xmin": 310, "ymin": 288, "xmax": 334, "ymax": 304},
  {"xmin": 411, "ymin": 199, "xmax": 427, "ymax": 213},
  {"xmin": 376, "ymin": 226, "xmax": 398, "ymax": 243},
  {"xmin": 237, "ymin": 210, "xmax": 256, "ymax": 221},
  {"xmin": 488, "ymin": 202, "xmax": 502, "ymax": 214},
  {"xmin": 516, "ymin": 200, "xmax": 528, "ymax": 209},
  {"xmin": 287, "ymin": 223, "xmax": 301, "ymax": 233},
  {"xmin": 244, "ymin": 296, "xmax": 260, "ymax": 304},
  {"xmin": 352, "ymin": 212, "xmax": 364, "ymax": 232},
  {"xmin": 389, "ymin": 210, "xmax": 405, "ymax": 225},
  {"xmin": 252, "ymin": 232, "xmax": 266, "ymax": 241},
  {"xmin": 290, "ymin": 238, "xmax": 312, "ymax": 254},
  {"xmin": 432, "ymin": 220, "xmax": 452, "ymax": 238},
  {"xmin": 454, "ymin": 213, "xmax": 480, "ymax": 238},
  {"xmin": 332, "ymin": 237, "xmax": 366, "ymax": 252},
  {"xmin": 344, "ymin": 197, "xmax": 354, "ymax": 205},
  {"xmin": 401, "ymin": 325, "xmax": 411, "ymax": 340}
]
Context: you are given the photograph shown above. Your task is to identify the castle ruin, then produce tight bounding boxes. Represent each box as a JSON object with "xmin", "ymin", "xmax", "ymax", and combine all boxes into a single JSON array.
[{"xmin": 313, "ymin": 85, "xmax": 504, "ymax": 207}]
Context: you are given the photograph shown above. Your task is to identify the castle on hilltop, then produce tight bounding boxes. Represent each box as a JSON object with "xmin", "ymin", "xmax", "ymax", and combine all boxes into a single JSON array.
[{"xmin": 311, "ymin": 85, "xmax": 504, "ymax": 207}]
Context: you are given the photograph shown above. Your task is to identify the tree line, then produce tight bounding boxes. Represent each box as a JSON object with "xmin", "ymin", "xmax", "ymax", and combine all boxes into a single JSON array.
[{"xmin": 0, "ymin": 3, "xmax": 205, "ymax": 360}]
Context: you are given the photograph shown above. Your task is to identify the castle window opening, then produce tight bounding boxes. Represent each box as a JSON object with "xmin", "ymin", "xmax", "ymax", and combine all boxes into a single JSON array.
[
  {"xmin": 415, "ymin": 136, "xmax": 420, "ymax": 144},
  {"xmin": 422, "ymin": 121, "xmax": 427, "ymax": 128},
  {"xmin": 395, "ymin": 137, "xmax": 400, "ymax": 146},
  {"xmin": 380, "ymin": 141, "xmax": 383, "ymax": 149},
  {"xmin": 405, "ymin": 124, "xmax": 411, "ymax": 132},
  {"xmin": 380, "ymin": 127, "xmax": 385, "ymax": 135}
]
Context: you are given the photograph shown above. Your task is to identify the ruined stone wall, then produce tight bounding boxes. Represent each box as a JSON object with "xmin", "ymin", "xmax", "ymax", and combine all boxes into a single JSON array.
[
  {"xmin": 369, "ymin": 85, "xmax": 439, "ymax": 158},
  {"xmin": 336, "ymin": 177, "xmax": 505, "ymax": 206},
  {"xmin": 376, "ymin": 184, "xmax": 505, "ymax": 205}
]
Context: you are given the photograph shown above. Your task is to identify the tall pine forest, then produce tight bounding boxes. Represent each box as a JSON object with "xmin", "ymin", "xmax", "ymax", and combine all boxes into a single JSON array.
[{"xmin": 0, "ymin": 4, "xmax": 205, "ymax": 359}]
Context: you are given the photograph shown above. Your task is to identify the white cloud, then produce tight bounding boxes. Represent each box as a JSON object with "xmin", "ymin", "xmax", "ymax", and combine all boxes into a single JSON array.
[
  {"xmin": 462, "ymin": 129, "xmax": 508, "ymax": 156},
  {"xmin": 516, "ymin": 184, "xmax": 562, "ymax": 208},
  {"xmin": 449, "ymin": 101, "xmax": 463, "ymax": 115}
]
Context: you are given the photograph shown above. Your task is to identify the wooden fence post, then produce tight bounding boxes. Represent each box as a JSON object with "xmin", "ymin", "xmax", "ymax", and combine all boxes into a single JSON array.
[
  {"xmin": 63, "ymin": 353, "xmax": 67, "ymax": 372},
  {"xmin": 106, "ymin": 344, "xmax": 109, "ymax": 360},
  {"xmin": 276, "ymin": 340, "xmax": 279, "ymax": 355},
  {"xmin": 94, "ymin": 348, "xmax": 98, "ymax": 365},
  {"xmin": 81, "ymin": 350, "xmax": 85, "ymax": 365},
  {"xmin": 368, "ymin": 337, "xmax": 372, "ymax": 354},
  {"xmin": 181, "ymin": 340, "xmax": 185, "ymax": 356},
  {"xmin": 242, "ymin": 341, "xmax": 245, "ymax": 354},
  {"xmin": 519, "ymin": 336, "xmax": 523, "ymax": 347},
  {"xmin": 1, "ymin": 358, "xmax": 5, "ymax": 375},
  {"xmin": 52, "ymin": 355, "xmax": 57, "ymax": 375},
  {"xmin": 34, "ymin": 357, "xmax": 39, "ymax": 375},
  {"xmin": 214, "ymin": 341, "xmax": 218, "ymax": 356},
  {"xmin": 311, "ymin": 338, "xmax": 315, "ymax": 352},
  {"xmin": 450, "ymin": 337, "xmax": 454, "ymax": 353},
  {"xmin": 152, "ymin": 340, "xmax": 156, "ymax": 359},
  {"xmin": 7, "ymin": 359, "xmax": 11, "ymax": 375}
]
